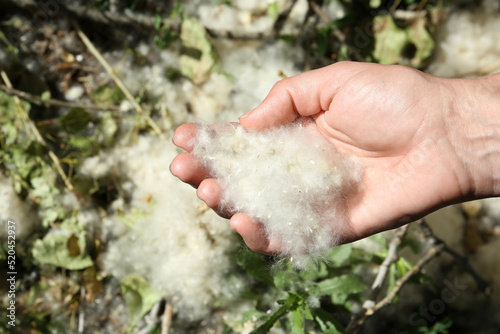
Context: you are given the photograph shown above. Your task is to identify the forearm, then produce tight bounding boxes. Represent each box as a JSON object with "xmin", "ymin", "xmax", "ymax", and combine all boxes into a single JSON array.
[{"xmin": 444, "ymin": 73, "xmax": 500, "ymax": 199}]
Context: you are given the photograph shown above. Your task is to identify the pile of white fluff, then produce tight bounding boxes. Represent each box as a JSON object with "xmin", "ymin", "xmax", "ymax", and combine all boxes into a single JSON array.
[
  {"xmin": 0, "ymin": 173, "xmax": 38, "ymax": 238},
  {"xmin": 79, "ymin": 136, "xmax": 240, "ymax": 321},
  {"xmin": 192, "ymin": 120, "xmax": 362, "ymax": 266},
  {"xmin": 428, "ymin": 0, "xmax": 500, "ymax": 78}
]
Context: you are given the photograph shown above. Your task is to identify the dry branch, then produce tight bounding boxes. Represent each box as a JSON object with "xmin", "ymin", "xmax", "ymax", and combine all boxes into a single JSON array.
[
  {"xmin": 369, "ymin": 225, "xmax": 408, "ymax": 300},
  {"xmin": 5, "ymin": 0, "xmax": 163, "ymax": 30},
  {"xmin": 270, "ymin": 0, "xmax": 299, "ymax": 39},
  {"xmin": 161, "ymin": 302, "xmax": 173, "ymax": 334},
  {"xmin": 0, "ymin": 83, "xmax": 120, "ymax": 111},
  {"xmin": 419, "ymin": 219, "xmax": 491, "ymax": 294},
  {"xmin": 346, "ymin": 242, "xmax": 445, "ymax": 334}
]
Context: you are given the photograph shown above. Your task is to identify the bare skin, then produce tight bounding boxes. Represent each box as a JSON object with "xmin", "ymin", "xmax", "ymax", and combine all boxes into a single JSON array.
[{"xmin": 170, "ymin": 61, "xmax": 500, "ymax": 254}]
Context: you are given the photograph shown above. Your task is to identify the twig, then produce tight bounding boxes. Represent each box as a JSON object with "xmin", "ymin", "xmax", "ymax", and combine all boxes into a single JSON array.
[
  {"xmin": 270, "ymin": 0, "xmax": 299, "ymax": 39},
  {"xmin": 369, "ymin": 225, "xmax": 408, "ymax": 300},
  {"xmin": 346, "ymin": 242, "xmax": 445, "ymax": 333},
  {"xmin": 0, "ymin": 83, "xmax": 121, "ymax": 111},
  {"xmin": 308, "ymin": 1, "xmax": 365, "ymax": 62},
  {"xmin": 137, "ymin": 301, "xmax": 162, "ymax": 334},
  {"xmin": 389, "ymin": 0, "xmax": 403, "ymax": 15},
  {"xmin": 7, "ymin": 0, "xmax": 270, "ymax": 41},
  {"xmin": 161, "ymin": 302, "xmax": 173, "ymax": 334},
  {"xmin": 72, "ymin": 20, "xmax": 167, "ymax": 141},
  {"xmin": 346, "ymin": 225, "xmax": 409, "ymax": 333},
  {"xmin": 205, "ymin": 28, "xmax": 268, "ymax": 40},
  {"xmin": 5, "ymin": 0, "xmax": 163, "ymax": 30},
  {"xmin": 1, "ymin": 71, "xmax": 75, "ymax": 193},
  {"xmin": 420, "ymin": 219, "xmax": 491, "ymax": 294},
  {"xmin": 78, "ymin": 288, "xmax": 85, "ymax": 334}
]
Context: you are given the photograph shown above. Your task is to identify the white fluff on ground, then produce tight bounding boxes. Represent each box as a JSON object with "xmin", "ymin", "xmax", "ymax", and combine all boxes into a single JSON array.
[
  {"xmin": 428, "ymin": 0, "xmax": 500, "ymax": 78},
  {"xmin": 0, "ymin": 173, "xmax": 38, "ymax": 238},
  {"xmin": 81, "ymin": 136, "xmax": 239, "ymax": 320}
]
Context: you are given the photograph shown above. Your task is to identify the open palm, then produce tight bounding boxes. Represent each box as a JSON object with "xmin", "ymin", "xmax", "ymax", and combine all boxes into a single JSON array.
[{"xmin": 171, "ymin": 62, "xmax": 472, "ymax": 254}]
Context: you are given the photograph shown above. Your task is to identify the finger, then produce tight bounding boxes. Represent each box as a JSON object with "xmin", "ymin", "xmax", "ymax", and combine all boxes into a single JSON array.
[
  {"xmin": 239, "ymin": 62, "xmax": 356, "ymax": 130},
  {"xmin": 197, "ymin": 179, "xmax": 232, "ymax": 219},
  {"xmin": 169, "ymin": 152, "xmax": 208, "ymax": 188},
  {"xmin": 172, "ymin": 123, "xmax": 198, "ymax": 152},
  {"xmin": 230, "ymin": 213, "xmax": 283, "ymax": 255}
]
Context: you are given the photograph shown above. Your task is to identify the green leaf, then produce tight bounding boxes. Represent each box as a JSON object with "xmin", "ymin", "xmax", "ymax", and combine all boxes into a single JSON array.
[
  {"xmin": 1, "ymin": 121, "xmax": 18, "ymax": 147},
  {"xmin": 91, "ymin": 84, "xmax": 125, "ymax": 106},
  {"xmin": 68, "ymin": 137, "xmax": 97, "ymax": 157},
  {"xmin": 299, "ymin": 261, "xmax": 328, "ymax": 281},
  {"xmin": 154, "ymin": 13, "xmax": 163, "ymax": 30},
  {"xmin": 41, "ymin": 207, "xmax": 63, "ymax": 227},
  {"xmin": 274, "ymin": 270, "xmax": 300, "ymax": 291},
  {"xmin": 179, "ymin": 17, "xmax": 217, "ymax": 85},
  {"xmin": 236, "ymin": 248, "xmax": 274, "ymax": 286},
  {"xmin": 311, "ymin": 308, "xmax": 344, "ymax": 334},
  {"xmin": 292, "ymin": 307, "xmax": 305, "ymax": 334},
  {"xmin": 373, "ymin": 15, "xmax": 409, "ymax": 65},
  {"xmin": 267, "ymin": 2, "xmax": 280, "ymax": 20},
  {"xmin": 71, "ymin": 174, "xmax": 99, "ymax": 196},
  {"xmin": 316, "ymin": 274, "xmax": 367, "ymax": 305},
  {"xmin": 41, "ymin": 90, "xmax": 51, "ymax": 100},
  {"xmin": 325, "ymin": 244, "xmax": 352, "ymax": 267},
  {"xmin": 250, "ymin": 294, "xmax": 302, "ymax": 334},
  {"xmin": 317, "ymin": 274, "xmax": 367, "ymax": 295},
  {"xmin": 241, "ymin": 310, "xmax": 267, "ymax": 323},
  {"xmin": 32, "ymin": 231, "xmax": 93, "ymax": 270},
  {"xmin": 397, "ymin": 257, "xmax": 413, "ymax": 278},
  {"xmin": 12, "ymin": 148, "xmax": 38, "ymax": 179},
  {"xmin": 59, "ymin": 108, "xmax": 91, "ymax": 133},
  {"xmin": 95, "ymin": 111, "xmax": 117, "ymax": 147},
  {"xmin": 0, "ymin": 30, "xmax": 19, "ymax": 54},
  {"xmin": 120, "ymin": 274, "xmax": 162, "ymax": 328}
]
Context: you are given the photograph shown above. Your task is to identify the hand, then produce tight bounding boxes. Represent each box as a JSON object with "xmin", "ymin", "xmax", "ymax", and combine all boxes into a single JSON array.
[{"xmin": 171, "ymin": 61, "xmax": 499, "ymax": 254}]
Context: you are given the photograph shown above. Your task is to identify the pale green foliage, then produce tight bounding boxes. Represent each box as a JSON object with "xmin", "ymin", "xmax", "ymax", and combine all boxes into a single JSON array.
[
  {"xmin": 32, "ymin": 223, "xmax": 93, "ymax": 270},
  {"xmin": 120, "ymin": 274, "xmax": 162, "ymax": 327},
  {"xmin": 373, "ymin": 15, "xmax": 434, "ymax": 67},
  {"xmin": 180, "ymin": 17, "xmax": 218, "ymax": 85}
]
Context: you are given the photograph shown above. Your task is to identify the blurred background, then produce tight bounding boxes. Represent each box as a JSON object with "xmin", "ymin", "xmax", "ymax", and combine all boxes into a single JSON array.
[{"xmin": 1, "ymin": 0, "xmax": 499, "ymax": 333}]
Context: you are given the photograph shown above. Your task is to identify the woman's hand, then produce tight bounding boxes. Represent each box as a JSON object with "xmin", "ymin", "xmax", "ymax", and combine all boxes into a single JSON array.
[{"xmin": 170, "ymin": 61, "xmax": 500, "ymax": 254}]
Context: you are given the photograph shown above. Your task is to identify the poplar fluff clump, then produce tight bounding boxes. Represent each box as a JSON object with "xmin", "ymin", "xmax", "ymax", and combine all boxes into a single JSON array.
[{"xmin": 192, "ymin": 120, "xmax": 362, "ymax": 267}]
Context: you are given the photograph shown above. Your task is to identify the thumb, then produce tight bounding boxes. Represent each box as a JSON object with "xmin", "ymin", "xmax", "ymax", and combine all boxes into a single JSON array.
[{"xmin": 238, "ymin": 63, "xmax": 351, "ymax": 129}]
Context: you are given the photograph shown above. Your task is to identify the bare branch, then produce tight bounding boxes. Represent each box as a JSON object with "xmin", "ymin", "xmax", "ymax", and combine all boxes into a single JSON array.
[
  {"xmin": 369, "ymin": 225, "xmax": 408, "ymax": 299},
  {"xmin": 420, "ymin": 219, "xmax": 492, "ymax": 294},
  {"xmin": 346, "ymin": 242, "xmax": 445, "ymax": 334},
  {"xmin": 0, "ymin": 83, "xmax": 121, "ymax": 112},
  {"xmin": 270, "ymin": 0, "xmax": 299, "ymax": 39},
  {"xmin": 5, "ymin": 0, "xmax": 164, "ymax": 30},
  {"xmin": 161, "ymin": 302, "xmax": 173, "ymax": 334}
]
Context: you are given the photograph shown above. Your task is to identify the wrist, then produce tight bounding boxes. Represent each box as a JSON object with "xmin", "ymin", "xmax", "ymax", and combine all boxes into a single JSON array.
[{"xmin": 444, "ymin": 73, "xmax": 500, "ymax": 199}]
